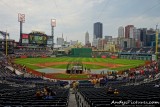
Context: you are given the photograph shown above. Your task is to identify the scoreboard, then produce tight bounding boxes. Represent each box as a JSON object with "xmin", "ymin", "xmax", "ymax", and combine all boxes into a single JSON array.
[
  {"xmin": 21, "ymin": 31, "xmax": 48, "ymax": 45},
  {"xmin": 29, "ymin": 35, "xmax": 47, "ymax": 44}
]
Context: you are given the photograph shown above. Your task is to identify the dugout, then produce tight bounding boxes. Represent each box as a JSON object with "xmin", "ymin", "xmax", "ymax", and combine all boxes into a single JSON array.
[{"xmin": 70, "ymin": 48, "xmax": 92, "ymax": 57}]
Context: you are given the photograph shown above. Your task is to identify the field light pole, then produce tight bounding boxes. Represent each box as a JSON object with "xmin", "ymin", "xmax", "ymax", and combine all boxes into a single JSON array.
[
  {"xmin": 51, "ymin": 19, "xmax": 56, "ymax": 51},
  {"xmin": 18, "ymin": 13, "xmax": 25, "ymax": 46},
  {"xmin": 155, "ymin": 24, "xmax": 159, "ymax": 60}
]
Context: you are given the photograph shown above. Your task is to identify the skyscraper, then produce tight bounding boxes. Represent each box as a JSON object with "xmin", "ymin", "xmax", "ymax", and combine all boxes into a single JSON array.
[
  {"xmin": 125, "ymin": 25, "xmax": 134, "ymax": 38},
  {"xmin": 139, "ymin": 28, "xmax": 147, "ymax": 42},
  {"xmin": 94, "ymin": 22, "xmax": 103, "ymax": 39},
  {"xmin": 129, "ymin": 27, "xmax": 136, "ymax": 39},
  {"xmin": 85, "ymin": 31, "xmax": 89, "ymax": 45},
  {"xmin": 118, "ymin": 26, "xmax": 124, "ymax": 38}
]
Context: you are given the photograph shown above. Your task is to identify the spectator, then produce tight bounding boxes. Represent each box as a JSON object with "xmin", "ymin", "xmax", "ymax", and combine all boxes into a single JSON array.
[
  {"xmin": 93, "ymin": 79, "xmax": 97, "ymax": 86},
  {"xmin": 114, "ymin": 89, "xmax": 119, "ymax": 95},
  {"xmin": 43, "ymin": 86, "xmax": 56, "ymax": 99},
  {"xmin": 107, "ymin": 86, "xmax": 114, "ymax": 94},
  {"xmin": 91, "ymin": 79, "xmax": 94, "ymax": 84},
  {"xmin": 48, "ymin": 89, "xmax": 56, "ymax": 99},
  {"xmin": 100, "ymin": 78, "xmax": 105, "ymax": 86},
  {"xmin": 43, "ymin": 86, "xmax": 50, "ymax": 96},
  {"xmin": 72, "ymin": 81, "xmax": 78, "ymax": 93},
  {"xmin": 35, "ymin": 89, "xmax": 43, "ymax": 99}
]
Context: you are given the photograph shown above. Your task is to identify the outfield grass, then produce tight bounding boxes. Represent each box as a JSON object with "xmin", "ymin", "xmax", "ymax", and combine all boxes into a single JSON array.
[
  {"xmin": 50, "ymin": 64, "xmax": 106, "ymax": 69},
  {"xmin": 14, "ymin": 57, "xmax": 145, "ymax": 71}
]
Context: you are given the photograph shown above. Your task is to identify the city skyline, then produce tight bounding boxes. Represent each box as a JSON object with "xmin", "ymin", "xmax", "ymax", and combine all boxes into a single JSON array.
[{"xmin": 0, "ymin": 0, "xmax": 160, "ymax": 44}]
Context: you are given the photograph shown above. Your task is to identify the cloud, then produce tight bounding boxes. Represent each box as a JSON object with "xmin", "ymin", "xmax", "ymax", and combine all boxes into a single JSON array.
[{"xmin": 0, "ymin": 0, "xmax": 160, "ymax": 44}]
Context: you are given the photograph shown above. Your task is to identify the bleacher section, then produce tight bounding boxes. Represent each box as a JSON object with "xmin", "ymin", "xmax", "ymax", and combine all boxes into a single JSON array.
[
  {"xmin": 121, "ymin": 47, "xmax": 159, "ymax": 54},
  {"xmin": 121, "ymin": 48, "xmax": 132, "ymax": 52},
  {"xmin": 130, "ymin": 48, "xmax": 140, "ymax": 53},
  {"xmin": 78, "ymin": 81, "xmax": 94, "ymax": 88},
  {"xmin": 0, "ymin": 64, "xmax": 70, "ymax": 106},
  {"xmin": 76, "ymin": 78, "xmax": 160, "ymax": 107},
  {"xmin": 120, "ymin": 47, "xmax": 156, "ymax": 60},
  {"xmin": 0, "ymin": 84, "xmax": 69, "ymax": 107},
  {"xmin": 140, "ymin": 47, "xmax": 152, "ymax": 53}
]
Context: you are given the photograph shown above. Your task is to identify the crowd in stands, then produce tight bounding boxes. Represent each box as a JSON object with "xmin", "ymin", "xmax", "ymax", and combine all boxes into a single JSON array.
[
  {"xmin": 69, "ymin": 61, "xmax": 160, "ymax": 92},
  {"xmin": 13, "ymin": 49, "xmax": 52, "ymax": 58},
  {"xmin": 127, "ymin": 60, "xmax": 159, "ymax": 82},
  {"xmin": 87, "ymin": 60, "xmax": 160, "ymax": 88}
]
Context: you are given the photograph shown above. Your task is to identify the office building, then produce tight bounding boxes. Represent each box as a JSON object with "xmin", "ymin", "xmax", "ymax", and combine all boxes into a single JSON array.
[
  {"xmin": 93, "ymin": 22, "xmax": 103, "ymax": 39},
  {"xmin": 85, "ymin": 31, "xmax": 89, "ymax": 45},
  {"xmin": 118, "ymin": 26, "xmax": 124, "ymax": 38},
  {"xmin": 125, "ymin": 25, "xmax": 134, "ymax": 38}
]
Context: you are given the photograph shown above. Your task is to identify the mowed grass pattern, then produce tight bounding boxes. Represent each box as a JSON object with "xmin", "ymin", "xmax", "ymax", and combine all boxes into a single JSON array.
[
  {"xmin": 14, "ymin": 57, "xmax": 145, "ymax": 71},
  {"xmin": 50, "ymin": 64, "xmax": 105, "ymax": 69}
]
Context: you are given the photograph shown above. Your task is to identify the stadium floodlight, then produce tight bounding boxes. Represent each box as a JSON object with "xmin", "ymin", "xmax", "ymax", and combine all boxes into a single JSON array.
[
  {"xmin": 51, "ymin": 19, "xmax": 56, "ymax": 50},
  {"xmin": 18, "ymin": 13, "xmax": 25, "ymax": 46},
  {"xmin": 18, "ymin": 13, "xmax": 25, "ymax": 23},
  {"xmin": 51, "ymin": 19, "xmax": 56, "ymax": 27}
]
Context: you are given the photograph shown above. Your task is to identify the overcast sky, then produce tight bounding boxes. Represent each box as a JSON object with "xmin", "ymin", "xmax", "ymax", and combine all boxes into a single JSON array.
[{"xmin": 0, "ymin": 0, "xmax": 160, "ymax": 44}]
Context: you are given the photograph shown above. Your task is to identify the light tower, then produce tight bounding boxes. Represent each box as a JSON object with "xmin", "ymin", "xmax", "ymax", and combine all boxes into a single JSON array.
[
  {"xmin": 51, "ymin": 19, "xmax": 56, "ymax": 50},
  {"xmin": 18, "ymin": 13, "xmax": 25, "ymax": 46}
]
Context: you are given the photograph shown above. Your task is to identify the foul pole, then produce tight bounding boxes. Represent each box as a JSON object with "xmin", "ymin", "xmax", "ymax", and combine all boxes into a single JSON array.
[{"xmin": 155, "ymin": 24, "xmax": 159, "ymax": 60}]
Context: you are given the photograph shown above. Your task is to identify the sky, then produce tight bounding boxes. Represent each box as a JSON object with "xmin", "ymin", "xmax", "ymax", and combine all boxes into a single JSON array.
[{"xmin": 0, "ymin": 0, "xmax": 160, "ymax": 44}]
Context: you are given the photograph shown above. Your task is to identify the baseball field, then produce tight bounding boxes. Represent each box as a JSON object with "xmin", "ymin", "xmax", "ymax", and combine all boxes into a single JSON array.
[
  {"xmin": 14, "ymin": 57, "xmax": 145, "ymax": 71},
  {"xmin": 14, "ymin": 57, "xmax": 145, "ymax": 80}
]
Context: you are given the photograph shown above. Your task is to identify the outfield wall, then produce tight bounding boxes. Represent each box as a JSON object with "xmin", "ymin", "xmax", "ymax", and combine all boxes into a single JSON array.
[{"xmin": 70, "ymin": 48, "xmax": 92, "ymax": 57}]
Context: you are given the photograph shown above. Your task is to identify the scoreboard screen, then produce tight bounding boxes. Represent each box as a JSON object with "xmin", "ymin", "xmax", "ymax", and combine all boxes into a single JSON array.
[{"xmin": 29, "ymin": 35, "xmax": 47, "ymax": 45}]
